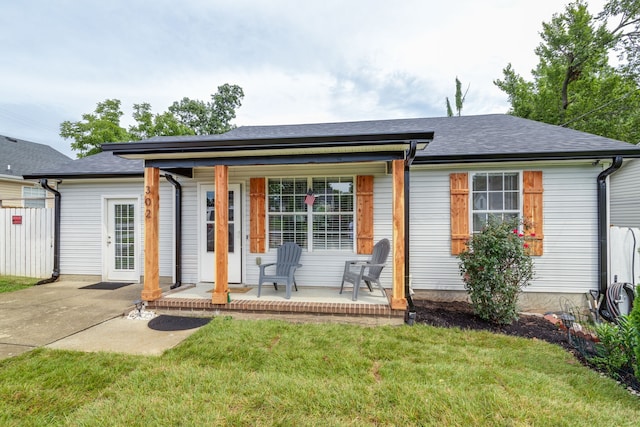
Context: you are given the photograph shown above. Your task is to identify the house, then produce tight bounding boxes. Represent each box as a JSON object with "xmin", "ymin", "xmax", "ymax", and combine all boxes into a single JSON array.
[
  {"xmin": 23, "ymin": 114, "xmax": 640, "ymax": 316},
  {"xmin": 0, "ymin": 135, "xmax": 71, "ymax": 208}
]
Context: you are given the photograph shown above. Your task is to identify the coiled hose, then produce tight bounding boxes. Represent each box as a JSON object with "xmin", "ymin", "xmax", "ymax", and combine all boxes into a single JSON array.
[{"xmin": 600, "ymin": 282, "xmax": 636, "ymax": 322}]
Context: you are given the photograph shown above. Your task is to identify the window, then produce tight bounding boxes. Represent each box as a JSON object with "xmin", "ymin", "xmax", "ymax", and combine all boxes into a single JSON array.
[
  {"xmin": 22, "ymin": 186, "xmax": 46, "ymax": 208},
  {"xmin": 267, "ymin": 177, "xmax": 354, "ymax": 250},
  {"xmin": 450, "ymin": 171, "xmax": 543, "ymax": 256},
  {"xmin": 471, "ymin": 172, "xmax": 520, "ymax": 233}
]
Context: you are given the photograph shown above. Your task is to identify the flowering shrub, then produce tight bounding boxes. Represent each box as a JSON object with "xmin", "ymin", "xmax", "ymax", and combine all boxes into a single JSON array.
[{"xmin": 458, "ymin": 217, "xmax": 535, "ymax": 325}]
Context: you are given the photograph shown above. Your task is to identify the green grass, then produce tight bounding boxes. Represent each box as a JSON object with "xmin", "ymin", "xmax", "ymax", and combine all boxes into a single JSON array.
[
  {"xmin": 0, "ymin": 276, "xmax": 38, "ymax": 293},
  {"xmin": 1, "ymin": 318, "xmax": 639, "ymax": 426}
]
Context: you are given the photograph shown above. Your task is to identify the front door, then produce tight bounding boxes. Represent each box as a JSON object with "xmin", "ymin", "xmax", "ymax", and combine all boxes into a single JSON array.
[
  {"xmin": 199, "ymin": 184, "xmax": 241, "ymax": 282},
  {"xmin": 105, "ymin": 198, "xmax": 139, "ymax": 282}
]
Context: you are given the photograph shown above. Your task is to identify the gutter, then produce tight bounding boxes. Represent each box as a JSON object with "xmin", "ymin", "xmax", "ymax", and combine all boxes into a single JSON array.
[
  {"xmin": 597, "ymin": 156, "xmax": 623, "ymax": 321},
  {"xmin": 165, "ymin": 174, "xmax": 183, "ymax": 289},
  {"xmin": 404, "ymin": 140, "xmax": 419, "ymax": 325},
  {"xmin": 36, "ymin": 179, "xmax": 60, "ymax": 285},
  {"xmin": 412, "ymin": 149, "xmax": 640, "ymax": 165}
]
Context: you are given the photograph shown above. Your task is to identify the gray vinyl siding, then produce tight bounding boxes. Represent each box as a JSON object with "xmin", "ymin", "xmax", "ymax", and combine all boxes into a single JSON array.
[
  {"xmin": 57, "ymin": 179, "xmax": 175, "ymax": 280},
  {"xmin": 57, "ymin": 160, "xmax": 604, "ymax": 296},
  {"xmin": 610, "ymin": 158, "xmax": 640, "ymax": 227},
  {"xmin": 409, "ymin": 162, "xmax": 601, "ymax": 295}
]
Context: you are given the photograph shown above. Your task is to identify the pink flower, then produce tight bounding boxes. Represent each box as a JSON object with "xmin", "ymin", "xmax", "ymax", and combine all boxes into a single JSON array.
[
  {"xmin": 518, "ymin": 233, "xmax": 524, "ymax": 237},
  {"xmin": 530, "ymin": 233, "xmax": 536, "ymax": 237},
  {"xmin": 523, "ymin": 243, "xmax": 529, "ymax": 248},
  {"xmin": 513, "ymin": 229, "xmax": 518, "ymax": 234}
]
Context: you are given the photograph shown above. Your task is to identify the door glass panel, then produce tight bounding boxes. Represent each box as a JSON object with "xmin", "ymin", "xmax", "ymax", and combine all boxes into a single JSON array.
[
  {"xmin": 205, "ymin": 190, "xmax": 235, "ymax": 253},
  {"xmin": 114, "ymin": 203, "xmax": 135, "ymax": 270}
]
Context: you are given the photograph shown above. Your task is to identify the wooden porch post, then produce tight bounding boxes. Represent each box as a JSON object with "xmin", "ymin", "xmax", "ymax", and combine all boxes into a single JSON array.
[
  {"xmin": 212, "ymin": 165, "xmax": 229, "ymax": 304},
  {"xmin": 142, "ymin": 167, "xmax": 162, "ymax": 300},
  {"xmin": 391, "ymin": 159, "xmax": 407, "ymax": 310}
]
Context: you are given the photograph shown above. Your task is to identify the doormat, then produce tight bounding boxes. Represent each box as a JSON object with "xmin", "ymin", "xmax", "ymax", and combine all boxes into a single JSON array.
[
  {"xmin": 80, "ymin": 282, "xmax": 134, "ymax": 290},
  {"xmin": 147, "ymin": 315, "xmax": 211, "ymax": 331},
  {"xmin": 206, "ymin": 287, "xmax": 252, "ymax": 293}
]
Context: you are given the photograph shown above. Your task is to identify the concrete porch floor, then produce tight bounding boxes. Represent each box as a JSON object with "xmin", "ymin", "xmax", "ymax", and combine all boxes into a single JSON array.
[{"xmin": 148, "ymin": 283, "xmax": 406, "ymax": 325}]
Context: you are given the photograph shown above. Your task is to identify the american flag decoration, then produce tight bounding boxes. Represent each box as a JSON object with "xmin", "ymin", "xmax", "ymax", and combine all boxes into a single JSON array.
[{"xmin": 304, "ymin": 189, "xmax": 316, "ymax": 206}]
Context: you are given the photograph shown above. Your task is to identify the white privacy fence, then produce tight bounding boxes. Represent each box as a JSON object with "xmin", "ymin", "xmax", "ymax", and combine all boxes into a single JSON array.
[
  {"xmin": 0, "ymin": 208, "xmax": 54, "ymax": 278},
  {"xmin": 610, "ymin": 226, "xmax": 640, "ymax": 286}
]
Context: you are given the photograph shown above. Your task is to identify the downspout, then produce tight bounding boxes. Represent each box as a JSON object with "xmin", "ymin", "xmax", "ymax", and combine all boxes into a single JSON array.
[
  {"xmin": 36, "ymin": 179, "xmax": 60, "ymax": 285},
  {"xmin": 165, "ymin": 174, "xmax": 183, "ymax": 290},
  {"xmin": 597, "ymin": 156, "xmax": 623, "ymax": 321},
  {"xmin": 404, "ymin": 140, "xmax": 418, "ymax": 325}
]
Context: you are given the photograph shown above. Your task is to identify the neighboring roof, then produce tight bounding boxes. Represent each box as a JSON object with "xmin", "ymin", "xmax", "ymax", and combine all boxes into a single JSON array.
[
  {"xmin": 0, "ymin": 135, "xmax": 71, "ymax": 178},
  {"xmin": 25, "ymin": 114, "xmax": 640, "ymax": 179},
  {"xmin": 22, "ymin": 151, "xmax": 144, "ymax": 179}
]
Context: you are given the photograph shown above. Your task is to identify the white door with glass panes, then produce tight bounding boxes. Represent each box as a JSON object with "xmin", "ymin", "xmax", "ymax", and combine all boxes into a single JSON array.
[
  {"xmin": 105, "ymin": 198, "xmax": 139, "ymax": 282},
  {"xmin": 199, "ymin": 184, "xmax": 241, "ymax": 282}
]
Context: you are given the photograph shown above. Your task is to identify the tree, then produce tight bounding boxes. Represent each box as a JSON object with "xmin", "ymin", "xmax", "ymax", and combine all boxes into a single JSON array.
[
  {"xmin": 60, "ymin": 99, "xmax": 131, "ymax": 158},
  {"xmin": 494, "ymin": 0, "xmax": 640, "ymax": 143},
  {"xmin": 601, "ymin": 0, "xmax": 640, "ymax": 81},
  {"xmin": 168, "ymin": 83, "xmax": 244, "ymax": 135},
  {"xmin": 128, "ymin": 103, "xmax": 194, "ymax": 140},
  {"xmin": 61, "ymin": 84, "xmax": 244, "ymax": 157},
  {"xmin": 445, "ymin": 77, "xmax": 469, "ymax": 117}
]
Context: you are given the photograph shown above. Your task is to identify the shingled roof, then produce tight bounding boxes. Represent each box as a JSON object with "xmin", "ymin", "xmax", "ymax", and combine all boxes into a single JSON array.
[
  {"xmin": 0, "ymin": 135, "xmax": 71, "ymax": 178},
  {"xmin": 222, "ymin": 114, "xmax": 640, "ymax": 163},
  {"xmin": 25, "ymin": 114, "xmax": 640, "ymax": 178},
  {"xmin": 22, "ymin": 151, "xmax": 144, "ymax": 179}
]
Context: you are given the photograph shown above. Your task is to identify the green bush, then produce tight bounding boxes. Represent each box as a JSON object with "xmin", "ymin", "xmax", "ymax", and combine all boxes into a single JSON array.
[
  {"xmin": 591, "ymin": 316, "xmax": 637, "ymax": 379},
  {"xmin": 628, "ymin": 285, "xmax": 640, "ymax": 377},
  {"xmin": 458, "ymin": 218, "xmax": 535, "ymax": 325}
]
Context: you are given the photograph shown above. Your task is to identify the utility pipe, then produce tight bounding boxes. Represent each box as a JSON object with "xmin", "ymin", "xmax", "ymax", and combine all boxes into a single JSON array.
[
  {"xmin": 597, "ymin": 156, "xmax": 623, "ymax": 321},
  {"xmin": 404, "ymin": 140, "xmax": 419, "ymax": 325},
  {"xmin": 36, "ymin": 179, "xmax": 60, "ymax": 285},
  {"xmin": 165, "ymin": 174, "xmax": 183, "ymax": 290}
]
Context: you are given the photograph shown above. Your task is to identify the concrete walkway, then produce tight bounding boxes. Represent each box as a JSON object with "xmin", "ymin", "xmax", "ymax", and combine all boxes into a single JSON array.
[{"xmin": 0, "ymin": 279, "xmax": 206, "ymax": 360}]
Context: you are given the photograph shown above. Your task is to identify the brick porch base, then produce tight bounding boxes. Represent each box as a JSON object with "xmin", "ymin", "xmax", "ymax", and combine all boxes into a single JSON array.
[{"xmin": 146, "ymin": 296, "xmax": 405, "ymax": 324}]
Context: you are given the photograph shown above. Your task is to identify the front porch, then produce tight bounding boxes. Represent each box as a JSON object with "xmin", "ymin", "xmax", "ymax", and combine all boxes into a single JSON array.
[{"xmin": 147, "ymin": 284, "xmax": 406, "ymax": 324}]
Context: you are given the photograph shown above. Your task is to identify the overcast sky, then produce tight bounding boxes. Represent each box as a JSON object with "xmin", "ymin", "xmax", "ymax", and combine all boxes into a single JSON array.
[{"xmin": 1, "ymin": 0, "xmax": 606, "ymax": 158}]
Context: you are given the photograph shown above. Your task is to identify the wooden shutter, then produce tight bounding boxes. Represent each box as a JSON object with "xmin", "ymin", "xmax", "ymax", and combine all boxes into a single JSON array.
[
  {"xmin": 523, "ymin": 171, "xmax": 544, "ymax": 256},
  {"xmin": 249, "ymin": 178, "xmax": 266, "ymax": 253},
  {"xmin": 450, "ymin": 173, "xmax": 469, "ymax": 255},
  {"xmin": 356, "ymin": 175, "xmax": 374, "ymax": 254}
]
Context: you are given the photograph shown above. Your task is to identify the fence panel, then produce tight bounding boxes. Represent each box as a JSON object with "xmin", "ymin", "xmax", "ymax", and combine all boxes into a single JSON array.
[{"xmin": 0, "ymin": 208, "xmax": 54, "ymax": 278}]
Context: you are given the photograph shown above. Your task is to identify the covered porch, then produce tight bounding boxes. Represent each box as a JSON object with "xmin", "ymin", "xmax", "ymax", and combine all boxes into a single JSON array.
[{"xmin": 102, "ymin": 128, "xmax": 434, "ymax": 320}]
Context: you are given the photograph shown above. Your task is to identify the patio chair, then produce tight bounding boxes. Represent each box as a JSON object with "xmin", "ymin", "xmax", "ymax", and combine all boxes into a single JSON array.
[
  {"xmin": 340, "ymin": 238, "xmax": 390, "ymax": 301},
  {"xmin": 258, "ymin": 242, "xmax": 302, "ymax": 299}
]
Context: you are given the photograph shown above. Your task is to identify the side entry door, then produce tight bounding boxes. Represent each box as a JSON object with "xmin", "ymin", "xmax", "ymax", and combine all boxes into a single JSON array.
[{"xmin": 105, "ymin": 198, "xmax": 139, "ymax": 282}]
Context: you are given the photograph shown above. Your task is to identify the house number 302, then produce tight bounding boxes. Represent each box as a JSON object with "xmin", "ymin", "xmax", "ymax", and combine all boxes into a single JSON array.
[{"xmin": 144, "ymin": 186, "xmax": 152, "ymax": 219}]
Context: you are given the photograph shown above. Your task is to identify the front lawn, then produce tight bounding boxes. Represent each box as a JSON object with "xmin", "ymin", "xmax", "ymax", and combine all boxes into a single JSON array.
[
  {"xmin": 0, "ymin": 276, "xmax": 38, "ymax": 293},
  {"xmin": 1, "ymin": 318, "xmax": 638, "ymax": 425}
]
